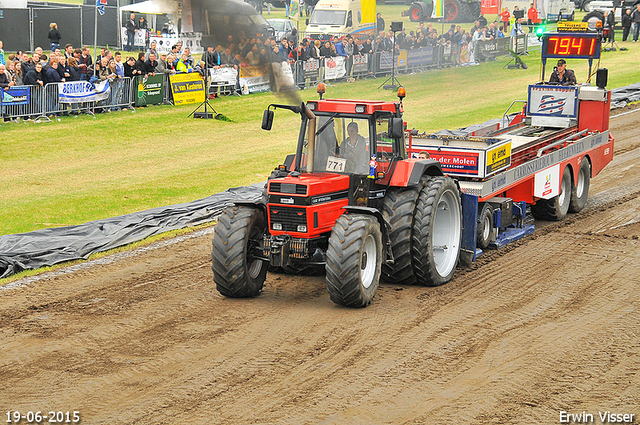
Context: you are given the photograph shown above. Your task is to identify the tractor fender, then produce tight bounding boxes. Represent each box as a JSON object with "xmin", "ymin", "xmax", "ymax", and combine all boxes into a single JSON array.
[
  {"xmin": 230, "ymin": 199, "xmax": 267, "ymax": 219},
  {"xmin": 408, "ymin": 159, "xmax": 444, "ymax": 187},
  {"xmin": 342, "ymin": 206, "xmax": 394, "ymax": 264}
]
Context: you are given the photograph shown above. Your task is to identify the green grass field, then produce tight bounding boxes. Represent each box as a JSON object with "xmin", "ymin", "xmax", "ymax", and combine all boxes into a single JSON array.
[{"xmin": 2, "ymin": 12, "xmax": 640, "ymax": 236}]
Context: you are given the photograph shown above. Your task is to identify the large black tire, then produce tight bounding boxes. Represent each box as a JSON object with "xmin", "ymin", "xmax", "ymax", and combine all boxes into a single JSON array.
[
  {"xmin": 326, "ymin": 214, "xmax": 383, "ymax": 308},
  {"xmin": 444, "ymin": 0, "xmax": 472, "ymax": 22},
  {"xmin": 569, "ymin": 157, "xmax": 591, "ymax": 213},
  {"xmin": 531, "ymin": 166, "xmax": 573, "ymax": 221},
  {"xmin": 476, "ymin": 203, "xmax": 494, "ymax": 249},
  {"xmin": 212, "ymin": 206, "xmax": 268, "ymax": 298},
  {"xmin": 468, "ymin": 1, "xmax": 482, "ymax": 19},
  {"xmin": 409, "ymin": 5, "xmax": 423, "ymax": 21},
  {"xmin": 581, "ymin": 0, "xmax": 593, "ymax": 12},
  {"xmin": 412, "ymin": 177, "xmax": 462, "ymax": 286},
  {"xmin": 381, "ymin": 186, "xmax": 421, "ymax": 286},
  {"xmin": 583, "ymin": 10, "xmax": 604, "ymax": 24}
]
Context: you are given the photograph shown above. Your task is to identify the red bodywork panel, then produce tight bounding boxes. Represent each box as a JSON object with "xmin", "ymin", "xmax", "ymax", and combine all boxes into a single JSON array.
[
  {"xmin": 267, "ymin": 173, "xmax": 350, "ymax": 238},
  {"xmin": 578, "ymin": 91, "xmax": 611, "ymax": 133},
  {"xmin": 307, "ymin": 98, "xmax": 402, "ymax": 115}
]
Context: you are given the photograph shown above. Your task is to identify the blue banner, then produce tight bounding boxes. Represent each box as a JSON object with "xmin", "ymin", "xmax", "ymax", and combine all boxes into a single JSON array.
[
  {"xmin": 1, "ymin": 86, "xmax": 30, "ymax": 105},
  {"xmin": 406, "ymin": 47, "xmax": 433, "ymax": 67}
]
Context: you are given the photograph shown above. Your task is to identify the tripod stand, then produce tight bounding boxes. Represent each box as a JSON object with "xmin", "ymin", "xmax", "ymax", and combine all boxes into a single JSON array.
[
  {"xmin": 603, "ymin": 29, "xmax": 624, "ymax": 51},
  {"xmin": 504, "ymin": 27, "xmax": 528, "ymax": 69},
  {"xmin": 379, "ymin": 22, "xmax": 403, "ymax": 90},
  {"xmin": 189, "ymin": 58, "xmax": 223, "ymax": 119}
]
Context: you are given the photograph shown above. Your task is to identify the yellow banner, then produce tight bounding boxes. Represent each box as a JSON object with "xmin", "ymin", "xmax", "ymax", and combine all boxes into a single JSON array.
[
  {"xmin": 486, "ymin": 142, "xmax": 512, "ymax": 175},
  {"xmin": 170, "ymin": 73, "xmax": 205, "ymax": 105},
  {"xmin": 557, "ymin": 21, "xmax": 589, "ymax": 32}
]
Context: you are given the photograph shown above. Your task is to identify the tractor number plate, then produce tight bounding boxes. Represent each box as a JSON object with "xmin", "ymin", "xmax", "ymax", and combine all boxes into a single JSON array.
[{"xmin": 326, "ymin": 156, "xmax": 346, "ymax": 172}]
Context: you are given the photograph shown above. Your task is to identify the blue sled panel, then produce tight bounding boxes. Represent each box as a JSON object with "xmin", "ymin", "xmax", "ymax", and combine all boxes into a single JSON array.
[{"xmin": 490, "ymin": 224, "xmax": 535, "ymax": 249}]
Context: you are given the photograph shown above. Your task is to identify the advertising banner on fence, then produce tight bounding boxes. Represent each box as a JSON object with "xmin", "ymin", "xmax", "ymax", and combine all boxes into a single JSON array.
[
  {"xmin": 352, "ymin": 54, "xmax": 369, "ymax": 74},
  {"xmin": 476, "ymin": 37, "xmax": 509, "ymax": 60},
  {"xmin": 406, "ymin": 47, "xmax": 434, "ymax": 67},
  {"xmin": 170, "ymin": 73, "xmax": 205, "ymax": 105},
  {"xmin": 239, "ymin": 65, "xmax": 271, "ymax": 93},
  {"xmin": 209, "ymin": 67, "xmax": 237, "ymax": 86},
  {"xmin": 135, "ymin": 74, "xmax": 164, "ymax": 107},
  {"xmin": 58, "ymin": 80, "xmax": 111, "ymax": 103},
  {"xmin": 324, "ymin": 56, "xmax": 346, "ymax": 80},
  {"xmin": 1, "ymin": 86, "xmax": 30, "ymax": 105}
]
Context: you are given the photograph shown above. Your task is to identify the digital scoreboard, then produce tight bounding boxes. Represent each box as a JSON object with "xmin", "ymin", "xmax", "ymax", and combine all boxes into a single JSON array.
[{"xmin": 542, "ymin": 34, "xmax": 601, "ymax": 60}]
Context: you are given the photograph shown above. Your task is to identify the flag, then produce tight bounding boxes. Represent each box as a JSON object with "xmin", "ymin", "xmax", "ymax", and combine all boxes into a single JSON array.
[{"xmin": 537, "ymin": 95, "xmax": 567, "ymax": 115}]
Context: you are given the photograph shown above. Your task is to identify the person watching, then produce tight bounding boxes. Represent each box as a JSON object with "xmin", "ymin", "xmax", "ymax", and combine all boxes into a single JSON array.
[
  {"xmin": 549, "ymin": 59, "xmax": 577, "ymax": 85},
  {"xmin": 418, "ymin": 151, "xmax": 430, "ymax": 159}
]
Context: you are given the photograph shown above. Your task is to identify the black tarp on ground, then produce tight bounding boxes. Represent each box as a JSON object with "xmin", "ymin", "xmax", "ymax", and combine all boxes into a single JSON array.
[
  {"xmin": 610, "ymin": 83, "xmax": 640, "ymax": 109},
  {"xmin": 0, "ymin": 184, "xmax": 264, "ymax": 279}
]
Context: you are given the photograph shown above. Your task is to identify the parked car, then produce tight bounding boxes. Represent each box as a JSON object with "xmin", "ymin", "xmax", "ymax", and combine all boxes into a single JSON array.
[{"xmin": 267, "ymin": 18, "xmax": 297, "ymax": 41}]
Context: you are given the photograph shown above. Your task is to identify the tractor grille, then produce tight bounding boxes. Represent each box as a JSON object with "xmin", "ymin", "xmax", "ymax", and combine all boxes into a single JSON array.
[
  {"xmin": 270, "ymin": 206, "xmax": 307, "ymax": 232},
  {"xmin": 269, "ymin": 182, "xmax": 307, "ymax": 195},
  {"xmin": 263, "ymin": 236, "xmax": 310, "ymax": 259}
]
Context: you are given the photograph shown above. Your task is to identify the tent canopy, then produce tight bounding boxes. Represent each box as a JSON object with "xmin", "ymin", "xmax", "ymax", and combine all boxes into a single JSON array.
[{"xmin": 120, "ymin": 0, "xmax": 178, "ymax": 15}]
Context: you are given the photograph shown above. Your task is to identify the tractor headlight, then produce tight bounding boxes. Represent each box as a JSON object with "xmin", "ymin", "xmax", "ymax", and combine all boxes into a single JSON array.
[
  {"xmin": 297, "ymin": 225, "xmax": 307, "ymax": 233},
  {"xmin": 355, "ymin": 104, "xmax": 366, "ymax": 113},
  {"xmin": 273, "ymin": 223, "xmax": 282, "ymax": 230}
]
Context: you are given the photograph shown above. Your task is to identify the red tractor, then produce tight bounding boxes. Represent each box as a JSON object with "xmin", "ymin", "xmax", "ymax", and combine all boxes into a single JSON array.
[{"xmin": 211, "ymin": 90, "xmax": 463, "ymax": 307}]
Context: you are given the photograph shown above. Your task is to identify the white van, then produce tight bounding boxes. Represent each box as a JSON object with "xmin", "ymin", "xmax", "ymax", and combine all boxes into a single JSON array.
[{"xmin": 304, "ymin": 0, "xmax": 376, "ymax": 41}]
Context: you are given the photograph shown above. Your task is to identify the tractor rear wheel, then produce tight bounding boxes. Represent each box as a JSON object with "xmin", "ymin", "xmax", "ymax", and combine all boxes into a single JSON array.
[
  {"xmin": 569, "ymin": 157, "xmax": 591, "ymax": 213},
  {"xmin": 381, "ymin": 186, "xmax": 421, "ymax": 285},
  {"xmin": 212, "ymin": 206, "xmax": 268, "ymax": 298},
  {"xmin": 412, "ymin": 177, "xmax": 462, "ymax": 286},
  {"xmin": 531, "ymin": 166, "xmax": 573, "ymax": 221},
  {"xmin": 409, "ymin": 5, "xmax": 423, "ymax": 21},
  {"xmin": 444, "ymin": 0, "xmax": 472, "ymax": 22},
  {"xmin": 326, "ymin": 214, "xmax": 383, "ymax": 307}
]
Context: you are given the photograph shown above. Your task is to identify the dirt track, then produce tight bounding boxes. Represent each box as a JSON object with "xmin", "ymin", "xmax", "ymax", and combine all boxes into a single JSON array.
[{"xmin": 2, "ymin": 109, "xmax": 640, "ymax": 425}]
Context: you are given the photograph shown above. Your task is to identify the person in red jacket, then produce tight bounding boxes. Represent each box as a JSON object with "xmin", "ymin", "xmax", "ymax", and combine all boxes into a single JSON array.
[
  {"xmin": 527, "ymin": 3, "xmax": 539, "ymax": 33},
  {"xmin": 500, "ymin": 7, "xmax": 511, "ymax": 33}
]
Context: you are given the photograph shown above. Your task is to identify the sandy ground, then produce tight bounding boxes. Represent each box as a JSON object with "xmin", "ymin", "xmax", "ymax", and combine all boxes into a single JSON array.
[{"xmin": 1, "ymin": 107, "xmax": 639, "ymax": 425}]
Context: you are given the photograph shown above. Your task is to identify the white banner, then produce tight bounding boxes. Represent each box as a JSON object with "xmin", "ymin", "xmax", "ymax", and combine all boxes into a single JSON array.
[
  {"xmin": 238, "ymin": 65, "xmax": 271, "ymax": 93},
  {"xmin": 272, "ymin": 61, "xmax": 295, "ymax": 92},
  {"xmin": 324, "ymin": 56, "xmax": 346, "ymax": 81},
  {"xmin": 120, "ymin": 28, "xmax": 147, "ymax": 47},
  {"xmin": 534, "ymin": 164, "xmax": 560, "ymax": 199},
  {"xmin": 58, "ymin": 80, "xmax": 111, "ymax": 103},
  {"xmin": 209, "ymin": 67, "xmax": 237, "ymax": 85}
]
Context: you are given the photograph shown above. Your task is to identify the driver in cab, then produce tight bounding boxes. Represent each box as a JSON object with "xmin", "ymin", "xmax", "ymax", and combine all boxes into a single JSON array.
[
  {"xmin": 338, "ymin": 122, "xmax": 369, "ymax": 174},
  {"xmin": 549, "ymin": 59, "xmax": 577, "ymax": 86}
]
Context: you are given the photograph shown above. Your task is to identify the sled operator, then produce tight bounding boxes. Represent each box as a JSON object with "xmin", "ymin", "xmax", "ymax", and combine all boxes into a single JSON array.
[{"xmin": 549, "ymin": 59, "xmax": 577, "ymax": 86}]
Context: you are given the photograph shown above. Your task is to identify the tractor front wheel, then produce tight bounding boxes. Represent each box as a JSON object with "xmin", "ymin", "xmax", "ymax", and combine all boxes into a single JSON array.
[
  {"xmin": 212, "ymin": 206, "xmax": 268, "ymax": 298},
  {"xmin": 326, "ymin": 214, "xmax": 383, "ymax": 308}
]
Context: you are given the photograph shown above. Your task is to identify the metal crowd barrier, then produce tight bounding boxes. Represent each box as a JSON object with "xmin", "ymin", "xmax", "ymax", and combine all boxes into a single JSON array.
[{"xmin": 1, "ymin": 37, "xmax": 527, "ymax": 122}]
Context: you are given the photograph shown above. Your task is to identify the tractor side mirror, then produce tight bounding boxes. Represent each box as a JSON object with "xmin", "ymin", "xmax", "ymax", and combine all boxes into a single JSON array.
[
  {"xmin": 389, "ymin": 118, "xmax": 403, "ymax": 139},
  {"xmin": 306, "ymin": 18, "xmax": 309, "ymax": 25},
  {"xmin": 262, "ymin": 109, "xmax": 274, "ymax": 131}
]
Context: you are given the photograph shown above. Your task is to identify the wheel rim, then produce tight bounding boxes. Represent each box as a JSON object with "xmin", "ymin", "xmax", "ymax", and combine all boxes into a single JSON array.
[
  {"xmin": 482, "ymin": 213, "xmax": 491, "ymax": 241},
  {"xmin": 576, "ymin": 166, "xmax": 586, "ymax": 198},
  {"xmin": 247, "ymin": 227, "xmax": 263, "ymax": 279},
  {"xmin": 559, "ymin": 171, "xmax": 570, "ymax": 207},
  {"xmin": 411, "ymin": 8, "xmax": 421, "ymax": 20},
  {"xmin": 432, "ymin": 189, "xmax": 461, "ymax": 276},
  {"xmin": 360, "ymin": 234, "xmax": 377, "ymax": 289},
  {"xmin": 444, "ymin": 0, "xmax": 458, "ymax": 21}
]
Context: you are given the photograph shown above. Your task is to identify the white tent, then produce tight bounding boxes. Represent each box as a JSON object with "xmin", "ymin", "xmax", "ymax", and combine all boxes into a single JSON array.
[{"xmin": 120, "ymin": 0, "xmax": 179, "ymax": 15}]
